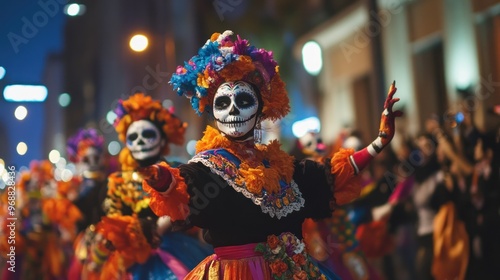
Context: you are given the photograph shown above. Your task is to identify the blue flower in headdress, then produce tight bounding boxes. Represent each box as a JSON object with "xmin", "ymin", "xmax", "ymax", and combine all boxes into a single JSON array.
[
  {"xmin": 190, "ymin": 96, "xmax": 201, "ymax": 115},
  {"xmin": 212, "ymin": 53, "xmax": 238, "ymax": 72},
  {"xmin": 199, "ymin": 40, "xmax": 220, "ymax": 58}
]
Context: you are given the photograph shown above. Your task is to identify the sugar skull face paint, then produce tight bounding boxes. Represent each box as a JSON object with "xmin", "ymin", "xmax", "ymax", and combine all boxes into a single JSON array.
[
  {"xmin": 213, "ymin": 81, "xmax": 258, "ymax": 139},
  {"xmin": 126, "ymin": 120, "xmax": 163, "ymax": 161}
]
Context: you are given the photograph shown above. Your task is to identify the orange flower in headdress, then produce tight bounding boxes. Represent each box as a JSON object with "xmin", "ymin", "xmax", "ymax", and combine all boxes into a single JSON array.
[{"xmin": 29, "ymin": 160, "xmax": 54, "ymax": 182}]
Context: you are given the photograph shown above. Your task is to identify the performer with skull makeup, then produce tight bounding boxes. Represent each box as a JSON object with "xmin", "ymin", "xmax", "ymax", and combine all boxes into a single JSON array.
[
  {"xmin": 81, "ymin": 93, "xmax": 211, "ymax": 280},
  {"xmin": 66, "ymin": 128, "xmax": 108, "ymax": 279},
  {"xmin": 141, "ymin": 30, "xmax": 402, "ymax": 279},
  {"xmin": 66, "ymin": 128, "xmax": 107, "ymax": 233}
]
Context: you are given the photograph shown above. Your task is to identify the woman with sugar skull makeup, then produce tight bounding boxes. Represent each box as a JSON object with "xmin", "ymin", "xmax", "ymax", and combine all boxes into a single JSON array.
[
  {"xmin": 65, "ymin": 128, "xmax": 107, "ymax": 232},
  {"xmin": 66, "ymin": 128, "xmax": 108, "ymax": 279},
  {"xmin": 140, "ymin": 30, "xmax": 402, "ymax": 279},
  {"xmin": 79, "ymin": 93, "xmax": 211, "ymax": 280}
]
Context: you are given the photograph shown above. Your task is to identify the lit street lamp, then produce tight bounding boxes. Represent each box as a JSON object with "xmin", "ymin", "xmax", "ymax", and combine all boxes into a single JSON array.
[{"xmin": 129, "ymin": 34, "xmax": 149, "ymax": 52}]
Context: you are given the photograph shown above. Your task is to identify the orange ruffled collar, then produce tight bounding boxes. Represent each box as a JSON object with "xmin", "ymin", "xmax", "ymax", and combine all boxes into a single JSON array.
[{"xmin": 195, "ymin": 126, "xmax": 295, "ymax": 195}]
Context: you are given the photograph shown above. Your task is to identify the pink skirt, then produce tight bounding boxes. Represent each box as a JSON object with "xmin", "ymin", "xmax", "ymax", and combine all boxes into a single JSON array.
[{"xmin": 185, "ymin": 243, "xmax": 271, "ymax": 280}]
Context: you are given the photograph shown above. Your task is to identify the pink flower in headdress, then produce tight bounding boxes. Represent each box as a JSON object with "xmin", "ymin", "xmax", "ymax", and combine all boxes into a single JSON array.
[{"xmin": 176, "ymin": 66, "xmax": 187, "ymax": 75}]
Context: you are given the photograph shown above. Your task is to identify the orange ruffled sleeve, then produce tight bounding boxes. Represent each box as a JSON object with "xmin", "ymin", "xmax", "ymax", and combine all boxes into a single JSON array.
[
  {"xmin": 142, "ymin": 162, "xmax": 190, "ymax": 221},
  {"xmin": 330, "ymin": 148, "xmax": 362, "ymax": 206}
]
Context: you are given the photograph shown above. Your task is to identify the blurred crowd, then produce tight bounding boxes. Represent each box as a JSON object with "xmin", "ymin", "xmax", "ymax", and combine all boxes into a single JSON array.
[{"xmin": 293, "ymin": 107, "xmax": 499, "ymax": 280}]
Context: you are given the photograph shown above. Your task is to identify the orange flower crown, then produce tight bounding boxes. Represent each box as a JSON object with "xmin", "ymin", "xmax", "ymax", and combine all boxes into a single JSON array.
[
  {"xmin": 170, "ymin": 30, "xmax": 290, "ymax": 122},
  {"xmin": 113, "ymin": 93, "xmax": 187, "ymax": 169},
  {"xmin": 18, "ymin": 160, "xmax": 54, "ymax": 191}
]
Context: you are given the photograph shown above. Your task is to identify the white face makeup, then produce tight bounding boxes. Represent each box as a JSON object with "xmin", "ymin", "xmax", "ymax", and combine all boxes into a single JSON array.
[
  {"xmin": 126, "ymin": 120, "xmax": 163, "ymax": 161},
  {"xmin": 79, "ymin": 146, "xmax": 101, "ymax": 172},
  {"xmin": 213, "ymin": 81, "xmax": 259, "ymax": 139}
]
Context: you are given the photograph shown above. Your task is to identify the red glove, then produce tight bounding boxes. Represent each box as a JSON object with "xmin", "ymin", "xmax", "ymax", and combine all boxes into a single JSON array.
[
  {"xmin": 377, "ymin": 81, "xmax": 403, "ymax": 148},
  {"xmin": 351, "ymin": 81, "xmax": 402, "ymax": 173},
  {"xmin": 138, "ymin": 163, "xmax": 172, "ymax": 193}
]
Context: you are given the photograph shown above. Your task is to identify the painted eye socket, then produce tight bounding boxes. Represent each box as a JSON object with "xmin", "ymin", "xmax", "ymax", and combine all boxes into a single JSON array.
[
  {"xmin": 142, "ymin": 129, "xmax": 157, "ymax": 139},
  {"xmin": 235, "ymin": 92, "xmax": 256, "ymax": 109},
  {"xmin": 214, "ymin": 96, "xmax": 231, "ymax": 110},
  {"xmin": 127, "ymin": 132, "xmax": 138, "ymax": 142},
  {"xmin": 83, "ymin": 155, "xmax": 99, "ymax": 164}
]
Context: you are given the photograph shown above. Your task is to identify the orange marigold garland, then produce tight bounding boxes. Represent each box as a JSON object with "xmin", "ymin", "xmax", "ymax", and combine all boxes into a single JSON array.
[
  {"xmin": 219, "ymin": 55, "xmax": 255, "ymax": 82},
  {"xmin": 196, "ymin": 126, "xmax": 294, "ymax": 195}
]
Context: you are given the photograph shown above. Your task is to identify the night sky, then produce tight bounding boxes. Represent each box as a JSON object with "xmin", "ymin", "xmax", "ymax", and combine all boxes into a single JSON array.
[
  {"xmin": 0, "ymin": 1, "xmax": 66, "ymax": 84},
  {"xmin": 0, "ymin": 1, "xmax": 66, "ymax": 168}
]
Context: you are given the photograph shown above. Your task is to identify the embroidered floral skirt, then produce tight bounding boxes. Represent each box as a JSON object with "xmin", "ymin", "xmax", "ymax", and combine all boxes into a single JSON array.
[{"xmin": 185, "ymin": 232, "xmax": 332, "ymax": 280}]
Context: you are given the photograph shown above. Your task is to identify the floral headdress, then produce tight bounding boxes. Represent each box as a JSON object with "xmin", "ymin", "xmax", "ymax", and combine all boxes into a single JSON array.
[
  {"xmin": 17, "ymin": 160, "xmax": 54, "ymax": 192},
  {"xmin": 170, "ymin": 30, "xmax": 290, "ymax": 121},
  {"xmin": 113, "ymin": 93, "xmax": 187, "ymax": 169},
  {"xmin": 67, "ymin": 128, "xmax": 104, "ymax": 163}
]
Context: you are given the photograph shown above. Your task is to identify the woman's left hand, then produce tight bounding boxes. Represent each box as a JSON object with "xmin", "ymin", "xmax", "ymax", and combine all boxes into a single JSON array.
[{"xmin": 378, "ymin": 81, "xmax": 403, "ymax": 148}]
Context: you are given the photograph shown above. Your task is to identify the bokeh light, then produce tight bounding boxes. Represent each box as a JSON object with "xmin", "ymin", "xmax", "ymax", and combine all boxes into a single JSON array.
[
  {"xmin": 106, "ymin": 111, "xmax": 117, "ymax": 124},
  {"xmin": 108, "ymin": 141, "xmax": 121, "ymax": 156},
  {"xmin": 59, "ymin": 93, "xmax": 71, "ymax": 107},
  {"xmin": 3, "ymin": 85, "xmax": 48, "ymax": 102},
  {"xmin": 302, "ymin": 41, "xmax": 323, "ymax": 76},
  {"xmin": 186, "ymin": 140, "xmax": 197, "ymax": 156},
  {"xmin": 292, "ymin": 117, "xmax": 321, "ymax": 138},
  {"xmin": 16, "ymin": 142, "xmax": 28, "ymax": 155},
  {"xmin": 61, "ymin": 169, "xmax": 73, "ymax": 182},
  {"xmin": 56, "ymin": 157, "xmax": 67, "ymax": 169},
  {"xmin": 49, "ymin": 150, "xmax": 61, "ymax": 164},
  {"xmin": 14, "ymin": 106, "xmax": 28, "ymax": 120},
  {"xmin": 129, "ymin": 34, "xmax": 149, "ymax": 52},
  {"xmin": 162, "ymin": 99, "xmax": 174, "ymax": 110},
  {"xmin": 64, "ymin": 3, "xmax": 86, "ymax": 16}
]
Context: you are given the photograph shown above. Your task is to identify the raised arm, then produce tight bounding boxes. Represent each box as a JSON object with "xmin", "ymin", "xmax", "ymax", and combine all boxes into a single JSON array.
[
  {"xmin": 350, "ymin": 81, "xmax": 403, "ymax": 173},
  {"xmin": 330, "ymin": 82, "xmax": 402, "ymax": 206}
]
